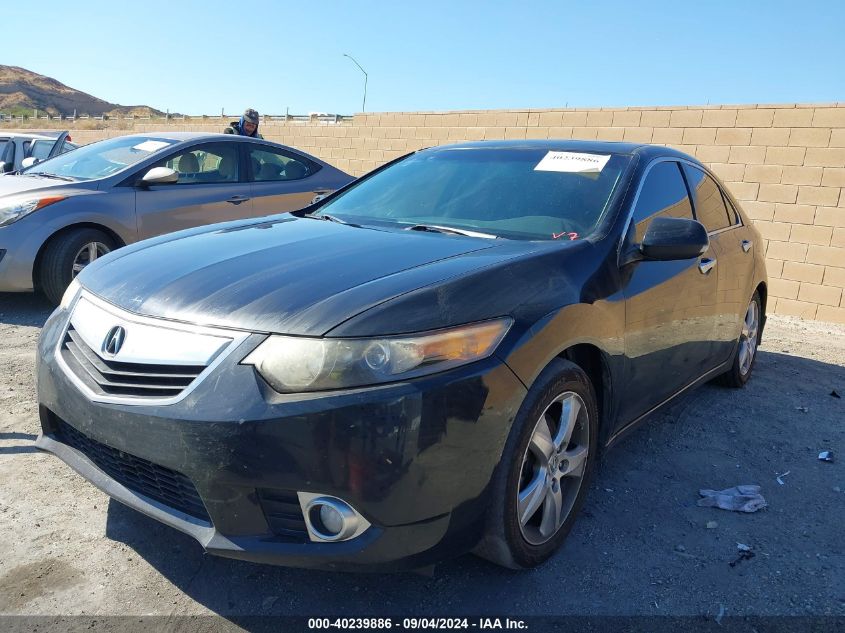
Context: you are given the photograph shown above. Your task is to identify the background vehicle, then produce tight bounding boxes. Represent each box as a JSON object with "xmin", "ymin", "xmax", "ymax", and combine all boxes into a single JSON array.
[
  {"xmin": 0, "ymin": 132, "xmax": 353, "ymax": 302},
  {"xmin": 0, "ymin": 130, "xmax": 77, "ymax": 173},
  {"xmin": 36, "ymin": 141, "xmax": 767, "ymax": 571}
]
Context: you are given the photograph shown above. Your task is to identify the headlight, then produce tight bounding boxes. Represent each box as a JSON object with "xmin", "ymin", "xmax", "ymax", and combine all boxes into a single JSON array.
[
  {"xmin": 59, "ymin": 277, "xmax": 82, "ymax": 311},
  {"xmin": 243, "ymin": 318, "xmax": 512, "ymax": 393},
  {"xmin": 0, "ymin": 196, "xmax": 66, "ymax": 227}
]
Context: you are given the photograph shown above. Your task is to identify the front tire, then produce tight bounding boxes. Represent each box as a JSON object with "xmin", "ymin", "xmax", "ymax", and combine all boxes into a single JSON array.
[
  {"xmin": 717, "ymin": 291, "xmax": 763, "ymax": 388},
  {"xmin": 475, "ymin": 359, "xmax": 598, "ymax": 569},
  {"xmin": 39, "ymin": 228, "xmax": 115, "ymax": 304}
]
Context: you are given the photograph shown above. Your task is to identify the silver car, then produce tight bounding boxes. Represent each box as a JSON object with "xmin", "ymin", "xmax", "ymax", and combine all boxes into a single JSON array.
[
  {"xmin": 0, "ymin": 131, "xmax": 79, "ymax": 173},
  {"xmin": 0, "ymin": 132, "xmax": 353, "ymax": 303}
]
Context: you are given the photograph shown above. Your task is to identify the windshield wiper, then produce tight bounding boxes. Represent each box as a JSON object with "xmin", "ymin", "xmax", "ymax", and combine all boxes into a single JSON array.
[
  {"xmin": 30, "ymin": 172, "xmax": 75, "ymax": 182},
  {"xmin": 303, "ymin": 212, "xmax": 361, "ymax": 228},
  {"xmin": 404, "ymin": 224, "xmax": 500, "ymax": 239}
]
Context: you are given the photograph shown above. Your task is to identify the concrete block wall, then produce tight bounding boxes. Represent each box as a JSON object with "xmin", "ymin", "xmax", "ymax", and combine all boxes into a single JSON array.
[{"xmin": 5, "ymin": 103, "xmax": 844, "ymax": 322}]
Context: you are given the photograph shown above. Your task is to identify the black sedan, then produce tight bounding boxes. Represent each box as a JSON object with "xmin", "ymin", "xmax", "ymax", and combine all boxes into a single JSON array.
[{"xmin": 35, "ymin": 140, "xmax": 766, "ymax": 571}]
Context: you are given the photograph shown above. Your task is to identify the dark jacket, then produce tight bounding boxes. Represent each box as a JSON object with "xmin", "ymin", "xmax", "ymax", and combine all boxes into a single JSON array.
[{"xmin": 223, "ymin": 120, "xmax": 264, "ymax": 139}]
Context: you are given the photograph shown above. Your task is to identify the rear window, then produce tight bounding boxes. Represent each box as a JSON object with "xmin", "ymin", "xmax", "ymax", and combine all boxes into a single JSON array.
[
  {"xmin": 683, "ymin": 164, "xmax": 733, "ymax": 233},
  {"xmin": 29, "ymin": 139, "xmax": 54, "ymax": 160},
  {"xmin": 318, "ymin": 148, "xmax": 632, "ymax": 240}
]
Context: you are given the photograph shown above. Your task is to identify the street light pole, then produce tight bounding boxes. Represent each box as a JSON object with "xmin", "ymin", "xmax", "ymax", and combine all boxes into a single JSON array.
[{"xmin": 343, "ymin": 53, "xmax": 368, "ymax": 113}]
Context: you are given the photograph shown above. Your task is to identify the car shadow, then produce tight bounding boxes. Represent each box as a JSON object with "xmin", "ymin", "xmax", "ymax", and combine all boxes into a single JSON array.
[
  {"xmin": 100, "ymin": 351, "xmax": 845, "ymax": 621},
  {"xmin": 100, "ymin": 347, "xmax": 845, "ymax": 618},
  {"xmin": 0, "ymin": 432, "xmax": 38, "ymax": 441},
  {"xmin": 104, "ymin": 499, "xmax": 512, "ymax": 617},
  {"xmin": 0, "ymin": 292, "xmax": 54, "ymax": 327},
  {"xmin": 0, "ymin": 433, "xmax": 39, "ymax": 454}
]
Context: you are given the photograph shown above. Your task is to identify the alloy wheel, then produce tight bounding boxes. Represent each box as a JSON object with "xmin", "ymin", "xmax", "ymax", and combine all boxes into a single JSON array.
[
  {"xmin": 738, "ymin": 300, "xmax": 759, "ymax": 376},
  {"xmin": 71, "ymin": 242, "xmax": 111, "ymax": 277},
  {"xmin": 517, "ymin": 391, "xmax": 590, "ymax": 545}
]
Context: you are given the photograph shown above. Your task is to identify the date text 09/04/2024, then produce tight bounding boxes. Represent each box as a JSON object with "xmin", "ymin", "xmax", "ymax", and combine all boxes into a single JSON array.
[{"xmin": 307, "ymin": 618, "xmax": 528, "ymax": 630}]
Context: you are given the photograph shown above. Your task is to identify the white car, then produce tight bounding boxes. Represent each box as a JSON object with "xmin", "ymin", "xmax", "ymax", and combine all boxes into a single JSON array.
[{"xmin": 0, "ymin": 131, "xmax": 78, "ymax": 174}]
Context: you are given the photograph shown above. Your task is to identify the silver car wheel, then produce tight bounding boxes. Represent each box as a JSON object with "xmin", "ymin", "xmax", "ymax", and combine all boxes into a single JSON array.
[
  {"xmin": 517, "ymin": 391, "xmax": 589, "ymax": 546},
  {"xmin": 738, "ymin": 299, "xmax": 759, "ymax": 376},
  {"xmin": 71, "ymin": 242, "xmax": 110, "ymax": 277}
]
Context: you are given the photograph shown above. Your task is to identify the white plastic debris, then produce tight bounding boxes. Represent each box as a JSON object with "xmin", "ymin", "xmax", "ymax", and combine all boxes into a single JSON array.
[
  {"xmin": 776, "ymin": 471, "xmax": 791, "ymax": 485},
  {"xmin": 818, "ymin": 451, "xmax": 834, "ymax": 463},
  {"xmin": 697, "ymin": 485, "xmax": 768, "ymax": 512}
]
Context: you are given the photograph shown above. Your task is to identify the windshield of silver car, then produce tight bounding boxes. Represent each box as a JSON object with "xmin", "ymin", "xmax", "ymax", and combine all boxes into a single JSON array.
[
  {"xmin": 24, "ymin": 137, "xmax": 175, "ymax": 181},
  {"xmin": 316, "ymin": 148, "xmax": 632, "ymax": 240}
]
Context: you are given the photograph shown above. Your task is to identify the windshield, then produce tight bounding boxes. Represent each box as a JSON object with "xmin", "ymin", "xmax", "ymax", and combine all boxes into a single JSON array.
[
  {"xmin": 317, "ymin": 148, "xmax": 631, "ymax": 240},
  {"xmin": 25, "ymin": 136, "xmax": 176, "ymax": 181}
]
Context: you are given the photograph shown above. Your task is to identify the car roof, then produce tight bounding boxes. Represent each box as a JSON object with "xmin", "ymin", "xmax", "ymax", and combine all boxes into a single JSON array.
[
  {"xmin": 116, "ymin": 132, "xmax": 250, "ymax": 142},
  {"xmin": 0, "ymin": 132, "xmax": 59, "ymax": 140},
  {"xmin": 427, "ymin": 139, "xmax": 699, "ymax": 163}
]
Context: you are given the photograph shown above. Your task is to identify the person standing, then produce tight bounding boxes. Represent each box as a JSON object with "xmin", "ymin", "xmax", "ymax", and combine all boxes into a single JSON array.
[{"xmin": 224, "ymin": 108, "xmax": 263, "ymax": 138}]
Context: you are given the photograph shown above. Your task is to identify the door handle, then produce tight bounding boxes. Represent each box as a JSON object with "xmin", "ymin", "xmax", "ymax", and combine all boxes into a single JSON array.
[
  {"xmin": 742, "ymin": 240, "xmax": 753, "ymax": 253},
  {"xmin": 698, "ymin": 258, "xmax": 716, "ymax": 274},
  {"xmin": 226, "ymin": 196, "xmax": 250, "ymax": 205}
]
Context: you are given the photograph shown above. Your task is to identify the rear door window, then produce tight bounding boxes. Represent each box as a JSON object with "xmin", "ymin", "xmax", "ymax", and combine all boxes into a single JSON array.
[
  {"xmin": 0, "ymin": 139, "xmax": 13, "ymax": 164},
  {"xmin": 248, "ymin": 145, "xmax": 318, "ymax": 182},
  {"xmin": 631, "ymin": 161, "xmax": 693, "ymax": 241},
  {"xmin": 683, "ymin": 164, "xmax": 733, "ymax": 233},
  {"xmin": 29, "ymin": 139, "xmax": 55, "ymax": 161}
]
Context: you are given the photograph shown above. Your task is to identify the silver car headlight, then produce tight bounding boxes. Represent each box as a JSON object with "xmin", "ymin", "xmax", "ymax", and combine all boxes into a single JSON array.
[
  {"xmin": 243, "ymin": 318, "xmax": 513, "ymax": 393},
  {"xmin": 0, "ymin": 196, "xmax": 66, "ymax": 227}
]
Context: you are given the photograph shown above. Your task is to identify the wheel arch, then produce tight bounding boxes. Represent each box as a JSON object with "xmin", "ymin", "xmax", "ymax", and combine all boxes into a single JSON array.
[
  {"xmin": 753, "ymin": 280, "xmax": 767, "ymax": 339},
  {"xmin": 558, "ymin": 343, "xmax": 613, "ymax": 448},
  {"xmin": 32, "ymin": 223, "xmax": 127, "ymax": 290},
  {"xmin": 756, "ymin": 279, "xmax": 767, "ymax": 313}
]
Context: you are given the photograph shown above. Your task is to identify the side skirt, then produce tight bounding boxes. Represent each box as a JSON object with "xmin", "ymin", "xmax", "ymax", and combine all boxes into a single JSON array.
[{"xmin": 603, "ymin": 357, "xmax": 733, "ymax": 451}]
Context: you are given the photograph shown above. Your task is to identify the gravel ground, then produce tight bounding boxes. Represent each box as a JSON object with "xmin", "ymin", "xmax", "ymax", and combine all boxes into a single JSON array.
[{"xmin": 0, "ymin": 292, "xmax": 843, "ymax": 620}]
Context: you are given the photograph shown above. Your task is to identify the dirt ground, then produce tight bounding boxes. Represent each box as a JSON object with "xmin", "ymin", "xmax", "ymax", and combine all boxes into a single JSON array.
[{"xmin": 0, "ymin": 291, "xmax": 843, "ymax": 621}]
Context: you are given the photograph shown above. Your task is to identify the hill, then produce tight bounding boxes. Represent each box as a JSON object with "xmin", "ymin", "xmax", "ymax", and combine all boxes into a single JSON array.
[{"xmin": 0, "ymin": 65, "xmax": 164, "ymax": 117}]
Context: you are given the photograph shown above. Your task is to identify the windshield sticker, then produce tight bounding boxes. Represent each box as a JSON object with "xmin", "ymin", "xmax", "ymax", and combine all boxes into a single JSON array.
[
  {"xmin": 132, "ymin": 140, "xmax": 172, "ymax": 153},
  {"xmin": 552, "ymin": 231, "xmax": 579, "ymax": 240},
  {"xmin": 534, "ymin": 151, "xmax": 611, "ymax": 173}
]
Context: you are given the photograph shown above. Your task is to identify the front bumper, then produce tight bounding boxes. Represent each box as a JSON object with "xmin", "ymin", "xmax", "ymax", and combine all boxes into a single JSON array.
[
  {"xmin": 0, "ymin": 221, "xmax": 38, "ymax": 292},
  {"xmin": 35, "ymin": 305, "xmax": 527, "ymax": 571}
]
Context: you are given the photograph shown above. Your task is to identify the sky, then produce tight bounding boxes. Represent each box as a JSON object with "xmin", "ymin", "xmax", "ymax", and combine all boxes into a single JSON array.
[{"xmin": 5, "ymin": 0, "xmax": 844, "ymax": 116}]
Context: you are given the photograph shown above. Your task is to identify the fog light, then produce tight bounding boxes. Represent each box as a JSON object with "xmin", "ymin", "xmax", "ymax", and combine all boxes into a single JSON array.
[
  {"xmin": 299, "ymin": 493, "xmax": 372, "ymax": 543},
  {"xmin": 319, "ymin": 504, "xmax": 345, "ymax": 535}
]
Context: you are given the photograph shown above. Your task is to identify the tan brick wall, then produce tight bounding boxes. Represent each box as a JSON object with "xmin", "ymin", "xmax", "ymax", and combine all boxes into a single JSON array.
[{"xmin": 5, "ymin": 103, "xmax": 845, "ymax": 323}]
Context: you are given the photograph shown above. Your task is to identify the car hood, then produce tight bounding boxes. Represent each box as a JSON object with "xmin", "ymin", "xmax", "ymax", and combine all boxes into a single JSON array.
[
  {"xmin": 0, "ymin": 174, "xmax": 89, "ymax": 198},
  {"xmin": 80, "ymin": 216, "xmax": 526, "ymax": 335}
]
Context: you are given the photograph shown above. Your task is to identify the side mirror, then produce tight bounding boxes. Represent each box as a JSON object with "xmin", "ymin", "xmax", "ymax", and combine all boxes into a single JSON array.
[
  {"xmin": 640, "ymin": 216, "xmax": 709, "ymax": 261},
  {"xmin": 139, "ymin": 166, "xmax": 178, "ymax": 186},
  {"xmin": 21, "ymin": 157, "xmax": 38, "ymax": 169},
  {"xmin": 0, "ymin": 161, "xmax": 12, "ymax": 173}
]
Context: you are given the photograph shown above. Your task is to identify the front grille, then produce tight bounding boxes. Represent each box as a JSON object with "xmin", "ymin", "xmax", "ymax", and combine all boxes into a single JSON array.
[
  {"xmin": 257, "ymin": 489, "xmax": 308, "ymax": 542},
  {"xmin": 61, "ymin": 326, "xmax": 206, "ymax": 399},
  {"xmin": 55, "ymin": 417, "xmax": 211, "ymax": 523}
]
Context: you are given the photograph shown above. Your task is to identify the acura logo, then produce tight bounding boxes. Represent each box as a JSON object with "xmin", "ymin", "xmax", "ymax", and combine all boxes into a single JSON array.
[{"xmin": 102, "ymin": 325, "xmax": 126, "ymax": 356}]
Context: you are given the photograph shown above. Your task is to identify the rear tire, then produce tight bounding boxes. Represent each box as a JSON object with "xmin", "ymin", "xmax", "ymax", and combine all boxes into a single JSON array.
[
  {"xmin": 717, "ymin": 291, "xmax": 763, "ymax": 388},
  {"xmin": 474, "ymin": 359, "xmax": 598, "ymax": 569},
  {"xmin": 39, "ymin": 228, "xmax": 115, "ymax": 305}
]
